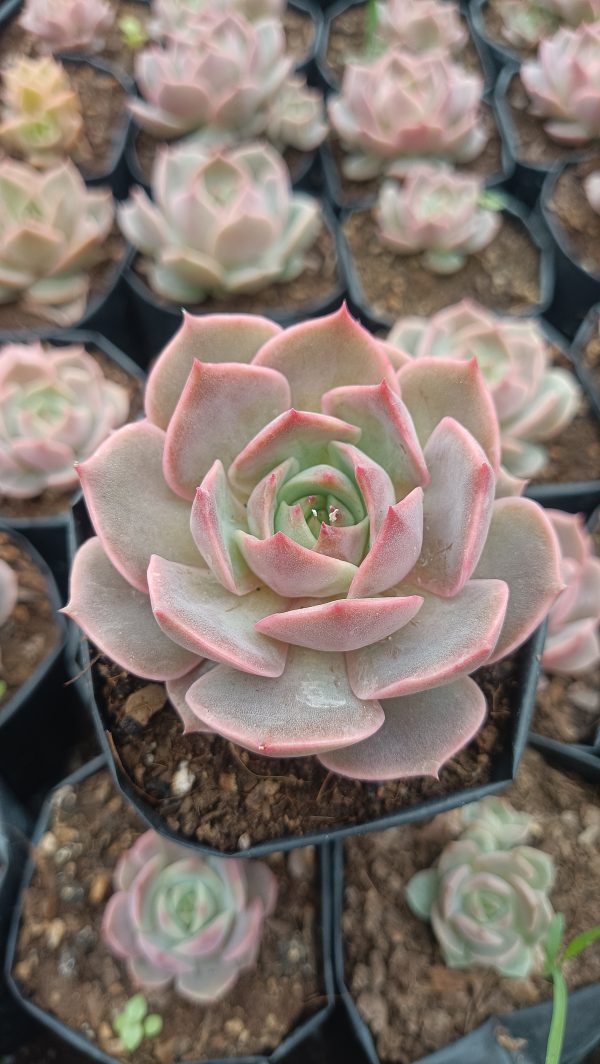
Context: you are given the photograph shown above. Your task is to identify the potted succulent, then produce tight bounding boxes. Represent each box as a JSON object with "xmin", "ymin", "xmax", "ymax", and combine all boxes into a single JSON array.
[
  {"xmin": 469, "ymin": 0, "xmax": 600, "ymax": 73},
  {"xmin": 572, "ymin": 303, "xmax": 600, "ymax": 411}
]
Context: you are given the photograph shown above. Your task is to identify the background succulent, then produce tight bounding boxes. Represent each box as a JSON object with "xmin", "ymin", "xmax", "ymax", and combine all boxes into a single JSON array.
[
  {"xmin": 149, "ymin": 0, "xmax": 285, "ymax": 41},
  {"xmin": 498, "ymin": 0, "xmax": 600, "ymax": 48},
  {"xmin": 0, "ymin": 57, "xmax": 83, "ymax": 169},
  {"xmin": 584, "ymin": 170, "xmax": 600, "ymax": 214},
  {"xmin": 374, "ymin": 0, "xmax": 468, "ymax": 57},
  {"xmin": 265, "ymin": 76, "xmax": 328, "ymax": 153},
  {"xmin": 328, "ymin": 50, "xmax": 487, "ymax": 180},
  {"xmin": 102, "ymin": 830, "xmax": 277, "ymax": 1002},
  {"xmin": 0, "ymin": 559, "xmax": 18, "ymax": 628},
  {"xmin": 65, "ymin": 306, "xmax": 561, "ymax": 782},
  {"xmin": 542, "ymin": 510, "xmax": 600, "ymax": 674},
  {"xmin": 19, "ymin": 0, "xmax": 115, "ymax": 54},
  {"xmin": 377, "ymin": 167, "xmax": 502, "ymax": 274},
  {"xmin": 458, "ymin": 796, "xmax": 537, "ymax": 851},
  {"xmin": 521, "ymin": 22, "xmax": 600, "ymax": 143},
  {"xmin": 0, "ymin": 159, "xmax": 114, "ymax": 325},
  {"xmin": 119, "ymin": 141, "xmax": 322, "ymax": 303}
]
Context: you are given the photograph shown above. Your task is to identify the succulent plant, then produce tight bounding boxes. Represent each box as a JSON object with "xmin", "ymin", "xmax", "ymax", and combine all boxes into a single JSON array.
[
  {"xmin": 0, "ymin": 559, "xmax": 18, "ymax": 628},
  {"xmin": 64, "ymin": 305, "xmax": 562, "ymax": 782},
  {"xmin": 388, "ymin": 300, "xmax": 580, "ymax": 479},
  {"xmin": 0, "ymin": 159, "xmax": 114, "ymax": 326},
  {"xmin": 584, "ymin": 170, "xmax": 600, "ymax": 214},
  {"xmin": 19, "ymin": 0, "xmax": 115, "ymax": 54},
  {"xmin": 118, "ymin": 140, "xmax": 321, "ymax": 303},
  {"xmin": 374, "ymin": 0, "xmax": 468, "ymax": 57},
  {"xmin": 407, "ymin": 837, "xmax": 556, "ymax": 977},
  {"xmin": 521, "ymin": 23, "xmax": 600, "ymax": 144},
  {"xmin": 265, "ymin": 76, "xmax": 328, "ymax": 153},
  {"xmin": 149, "ymin": 0, "xmax": 285, "ymax": 42},
  {"xmin": 102, "ymin": 830, "xmax": 277, "ymax": 1002},
  {"xmin": 0, "ymin": 57, "xmax": 83, "ymax": 170},
  {"xmin": 113, "ymin": 995, "xmax": 163, "ymax": 1054},
  {"xmin": 328, "ymin": 50, "xmax": 487, "ymax": 180},
  {"xmin": 541, "ymin": 510, "xmax": 600, "ymax": 674},
  {"xmin": 376, "ymin": 167, "xmax": 502, "ymax": 275},
  {"xmin": 129, "ymin": 16, "xmax": 292, "ymax": 141},
  {"xmin": 497, "ymin": 0, "xmax": 600, "ymax": 49},
  {"xmin": 458, "ymin": 796, "xmax": 536, "ymax": 851},
  {"xmin": 0, "ymin": 341, "xmax": 128, "ymax": 499}
]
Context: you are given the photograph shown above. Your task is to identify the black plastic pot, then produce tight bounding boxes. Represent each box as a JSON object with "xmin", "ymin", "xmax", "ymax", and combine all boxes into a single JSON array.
[
  {"xmin": 468, "ymin": 0, "xmax": 524, "ymax": 76},
  {"xmin": 336, "ymin": 194, "xmax": 555, "ymax": 331},
  {"xmin": 572, "ymin": 304, "xmax": 600, "ymax": 413},
  {"xmin": 287, "ymin": 0, "xmax": 326, "ymax": 78},
  {"xmin": 0, "ymin": 777, "xmax": 34, "ymax": 1054},
  {"xmin": 332, "ymin": 743, "xmax": 600, "ymax": 1064},
  {"xmin": 0, "ymin": 0, "xmax": 20, "ymax": 26},
  {"xmin": 5, "ymin": 755, "xmax": 336, "ymax": 1064},
  {"xmin": 123, "ymin": 203, "xmax": 346, "ymax": 366}
]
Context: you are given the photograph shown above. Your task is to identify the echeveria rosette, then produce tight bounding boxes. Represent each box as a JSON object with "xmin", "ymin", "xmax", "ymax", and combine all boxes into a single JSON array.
[
  {"xmin": 458, "ymin": 796, "xmax": 536, "ymax": 851},
  {"xmin": 388, "ymin": 300, "xmax": 581, "ymax": 479},
  {"xmin": 542, "ymin": 510, "xmax": 600, "ymax": 674},
  {"xmin": 0, "ymin": 342, "xmax": 128, "ymax": 499},
  {"xmin": 0, "ymin": 57, "xmax": 83, "ymax": 170},
  {"xmin": 150, "ymin": 0, "xmax": 285, "ymax": 41},
  {"xmin": 102, "ymin": 830, "xmax": 277, "ymax": 1002},
  {"xmin": 19, "ymin": 0, "xmax": 115, "ymax": 54},
  {"xmin": 498, "ymin": 0, "xmax": 600, "ymax": 49},
  {"xmin": 374, "ymin": 0, "xmax": 467, "ymax": 57},
  {"xmin": 406, "ymin": 837, "xmax": 556, "ymax": 977},
  {"xmin": 0, "ymin": 559, "xmax": 18, "ymax": 628},
  {"xmin": 521, "ymin": 22, "xmax": 600, "ymax": 144},
  {"xmin": 64, "ymin": 306, "xmax": 562, "ymax": 783}
]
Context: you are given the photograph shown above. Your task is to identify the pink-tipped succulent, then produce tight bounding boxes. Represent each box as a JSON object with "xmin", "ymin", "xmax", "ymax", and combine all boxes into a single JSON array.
[
  {"xmin": 498, "ymin": 0, "xmax": 600, "ymax": 49},
  {"xmin": 19, "ymin": 0, "xmax": 115, "ymax": 54},
  {"xmin": 374, "ymin": 0, "xmax": 468, "ymax": 57},
  {"xmin": 64, "ymin": 305, "xmax": 562, "ymax": 783},
  {"xmin": 328, "ymin": 50, "xmax": 487, "ymax": 180},
  {"xmin": 130, "ymin": 16, "xmax": 291, "ymax": 141},
  {"xmin": 458, "ymin": 796, "xmax": 536, "ymax": 851},
  {"xmin": 388, "ymin": 300, "xmax": 580, "ymax": 478},
  {"xmin": 0, "ymin": 57, "xmax": 83, "ymax": 169},
  {"xmin": 118, "ymin": 141, "xmax": 321, "ymax": 303},
  {"xmin": 0, "ymin": 343, "xmax": 128, "ymax": 499},
  {"xmin": 0, "ymin": 560, "xmax": 17, "ymax": 628},
  {"xmin": 102, "ymin": 830, "xmax": 277, "ymax": 1002},
  {"xmin": 265, "ymin": 76, "xmax": 328, "ymax": 153},
  {"xmin": 377, "ymin": 167, "xmax": 502, "ymax": 275},
  {"xmin": 542, "ymin": 511, "xmax": 600, "ymax": 674},
  {"xmin": 149, "ymin": 0, "xmax": 285, "ymax": 42},
  {"xmin": 584, "ymin": 171, "xmax": 600, "ymax": 215},
  {"xmin": 521, "ymin": 23, "xmax": 600, "ymax": 144}
]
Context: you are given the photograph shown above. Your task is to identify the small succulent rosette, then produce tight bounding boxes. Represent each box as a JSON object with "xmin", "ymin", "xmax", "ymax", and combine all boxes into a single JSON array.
[
  {"xmin": 150, "ymin": 0, "xmax": 286, "ymax": 41},
  {"xmin": 521, "ymin": 21, "xmax": 600, "ymax": 144},
  {"xmin": 102, "ymin": 830, "xmax": 277, "ymax": 1002},
  {"xmin": 492, "ymin": 0, "xmax": 600, "ymax": 50},
  {"xmin": 373, "ymin": 0, "xmax": 468, "ymax": 58},
  {"xmin": 19, "ymin": 0, "xmax": 115, "ymax": 54},
  {"xmin": 0, "ymin": 57, "xmax": 83, "ymax": 170},
  {"xmin": 541, "ymin": 510, "xmax": 600, "ymax": 675}
]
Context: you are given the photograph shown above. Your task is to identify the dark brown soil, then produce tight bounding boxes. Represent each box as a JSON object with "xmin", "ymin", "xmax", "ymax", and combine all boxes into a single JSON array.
[
  {"xmin": 0, "ymin": 229, "xmax": 125, "ymax": 333},
  {"xmin": 505, "ymin": 73, "xmax": 584, "ymax": 168},
  {"xmin": 547, "ymin": 156, "xmax": 600, "ymax": 278},
  {"xmin": 89, "ymin": 644, "xmax": 523, "ymax": 851},
  {"xmin": 2, "ymin": 1033, "xmax": 91, "ymax": 1063},
  {"xmin": 580, "ymin": 311, "xmax": 600, "ymax": 391},
  {"xmin": 133, "ymin": 220, "xmax": 340, "ymax": 317},
  {"xmin": 283, "ymin": 5, "xmax": 316, "ymax": 63},
  {"xmin": 342, "ymin": 748, "xmax": 600, "ymax": 1064},
  {"xmin": 328, "ymin": 104, "xmax": 503, "ymax": 207},
  {"xmin": 324, "ymin": 2, "xmax": 483, "ymax": 86},
  {"xmin": 343, "ymin": 207, "xmax": 541, "ymax": 322},
  {"xmin": 0, "ymin": 346, "xmax": 143, "ymax": 521},
  {"xmin": 481, "ymin": 0, "xmax": 538, "ymax": 59},
  {"xmin": 531, "ymin": 348, "xmax": 600, "ymax": 486},
  {"xmin": 13, "ymin": 770, "xmax": 325, "ymax": 1063},
  {"xmin": 0, "ymin": 530, "xmax": 61, "ymax": 715}
]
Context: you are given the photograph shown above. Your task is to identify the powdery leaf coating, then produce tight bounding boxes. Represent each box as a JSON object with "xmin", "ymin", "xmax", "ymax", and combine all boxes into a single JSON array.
[
  {"xmin": 0, "ymin": 158, "xmax": 114, "ymax": 325},
  {"xmin": 388, "ymin": 299, "xmax": 580, "ymax": 478},
  {"xmin": 328, "ymin": 50, "xmax": 487, "ymax": 181},
  {"xmin": 65, "ymin": 306, "xmax": 563, "ymax": 782},
  {"xmin": 150, "ymin": 0, "xmax": 285, "ymax": 41},
  {"xmin": 119, "ymin": 140, "xmax": 321, "ymax": 303},
  {"xmin": 102, "ymin": 830, "xmax": 277, "ymax": 1003},
  {"xmin": 497, "ymin": 0, "xmax": 600, "ymax": 49},
  {"xmin": 0, "ymin": 558, "xmax": 18, "ymax": 628},
  {"xmin": 0, "ymin": 57, "xmax": 83, "ymax": 170},
  {"xmin": 377, "ymin": 167, "xmax": 501, "ymax": 275},
  {"xmin": 19, "ymin": 0, "xmax": 115, "ymax": 54},
  {"xmin": 0, "ymin": 342, "xmax": 128, "ymax": 499},
  {"xmin": 521, "ymin": 22, "xmax": 600, "ymax": 143},
  {"xmin": 542, "ymin": 510, "xmax": 600, "ymax": 674},
  {"xmin": 458, "ymin": 795, "xmax": 537, "ymax": 850}
]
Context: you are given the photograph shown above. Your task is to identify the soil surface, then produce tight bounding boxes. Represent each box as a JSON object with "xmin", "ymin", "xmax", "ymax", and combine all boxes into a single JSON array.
[
  {"xmin": 547, "ymin": 156, "xmax": 600, "ymax": 278},
  {"xmin": 0, "ymin": 230, "xmax": 125, "ymax": 333},
  {"xmin": 580, "ymin": 312, "xmax": 600, "ymax": 392},
  {"xmin": 324, "ymin": 2, "xmax": 483, "ymax": 86},
  {"xmin": 133, "ymin": 220, "xmax": 341, "ymax": 318},
  {"xmin": 343, "ymin": 208, "xmax": 541, "ymax": 322},
  {"xmin": 89, "ymin": 643, "xmax": 525, "ymax": 850},
  {"xmin": 0, "ymin": 531, "xmax": 61, "ymax": 717},
  {"xmin": 13, "ymin": 770, "xmax": 325, "ymax": 1063},
  {"xmin": 0, "ymin": 346, "xmax": 143, "ymax": 521},
  {"xmin": 504, "ymin": 74, "xmax": 584, "ymax": 169},
  {"xmin": 342, "ymin": 748, "xmax": 600, "ymax": 1064},
  {"xmin": 327, "ymin": 105, "xmax": 503, "ymax": 207},
  {"xmin": 531, "ymin": 348, "xmax": 600, "ymax": 487}
]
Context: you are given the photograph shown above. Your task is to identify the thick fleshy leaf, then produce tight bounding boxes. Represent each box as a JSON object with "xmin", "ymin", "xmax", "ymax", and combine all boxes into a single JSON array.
[
  {"xmin": 314, "ymin": 517, "xmax": 370, "ymax": 565},
  {"xmin": 176, "ymin": 962, "xmax": 239, "ymax": 1003},
  {"xmin": 236, "ymin": 530, "xmax": 357, "ymax": 597},
  {"xmin": 318, "ymin": 677, "xmax": 487, "ymax": 781},
  {"xmin": 163, "ymin": 360, "xmax": 291, "ymax": 500},
  {"xmin": 473, "ymin": 497, "xmax": 563, "ymax": 662},
  {"xmin": 78, "ymin": 421, "xmax": 199, "ymax": 593},
  {"xmin": 166, "ymin": 663, "xmax": 215, "ymax": 735},
  {"xmin": 255, "ymin": 595, "xmax": 423, "ymax": 651},
  {"xmin": 147, "ymin": 555, "xmax": 288, "ymax": 677},
  {"xmin": 63, "ymin": 538, "xmax": 199, "ymax": 680},
  {"xmin": 331, "ymin": 442, "xmax": 395, "ymax": 543},
  {"xmin": 543, "ymin": 618, "xmax": 600, "ymax": 673},
  {"xmin": 415, "ymin": 418, "xmax": 494, "ymax": 597},
  {"xmin": 347, "ymin": 580, "xmax": 509, "ymax": 699},
  {"xmin": 145, "ymin": 312, "xmax": 281, "ymax": 428},
  {"xmin": 101, "ymin": 893, "xmax": 139, "ymax": 959},
  {"xmin": 246, "ymin": 458, "xmax": 299, "ymax": 539},
  {"xmin": 252, "ymin": 304, "xmax": 397, "ymax": 412},
  {"xmin": 190, "ymin": 461, "xmax": 256, "ymax": 595},
  {"xmin": 349, "ymin": 488, "xmax": 424, "ymax": 598},
  {"xmin": 185, "ymin": 645, "xmax": 384, "ymax": 756}
]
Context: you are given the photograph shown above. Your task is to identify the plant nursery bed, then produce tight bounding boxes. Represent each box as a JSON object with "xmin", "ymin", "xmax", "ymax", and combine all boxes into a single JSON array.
[
  {"xmin": 546, "ymin": 156, "xmax": 600, "ymax": 278},
  {"xmin": 12, "ymin": 768, "xmax": 325, "ymax": 1062},
  {"xmin": 502, "ymin": 74, "xmax": 578, "ymax": 169},
  {"xmin": 342, "ymin": 207, "xmax": 541, "ymax": 321},
  {"xmin": 341, "ymin": 748, "xmax": 600, "ymax": 1064},
  {"xmin": 0, "ymin": 529, "xmax": 61, "ymax": 718}
]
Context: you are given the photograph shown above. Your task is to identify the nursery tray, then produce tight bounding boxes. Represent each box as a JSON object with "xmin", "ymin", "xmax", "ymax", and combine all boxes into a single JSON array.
[{"xmin": 0, "ymin": 777, "xmax": 34, "ymax": 1054}]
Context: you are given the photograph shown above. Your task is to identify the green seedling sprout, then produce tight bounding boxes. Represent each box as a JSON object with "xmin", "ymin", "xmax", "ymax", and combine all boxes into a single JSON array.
[
  {"xmin": 543, "ymin": 916, "xmax": 600, "ymax": 1064},
  {"xmin": 113, "ymin": 994, "xmax": 163, "ymax": 1054}
]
